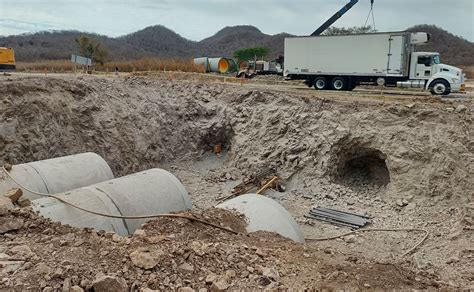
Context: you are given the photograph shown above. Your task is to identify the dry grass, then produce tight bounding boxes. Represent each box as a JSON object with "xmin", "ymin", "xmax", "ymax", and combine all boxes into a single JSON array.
[
  {"xmin": 16, "ymin": 60, "xmax": 73, "ymax": 72},
  {"xmin": 460, "ymin": 65, "xmax": 474, "ymax": 79},
  {"xmin": 16, "ymin": 58, "xmax": 206, "ymax": 73}
]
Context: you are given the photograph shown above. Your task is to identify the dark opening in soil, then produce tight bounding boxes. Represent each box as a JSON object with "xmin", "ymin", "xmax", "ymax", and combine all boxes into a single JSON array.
[
  {"xmin": 336, "ymin": 148, "xmax": 390, "ymax": 188},
  {"xmin": 198, "ymin": 124, "xmax": 234, "ymax": 153}
]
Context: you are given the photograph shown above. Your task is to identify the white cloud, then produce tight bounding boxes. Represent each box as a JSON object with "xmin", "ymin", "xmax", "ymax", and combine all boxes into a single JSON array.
[{"xmin": 0, "ymin": 0, "xmax": 472, "ymax": 41}]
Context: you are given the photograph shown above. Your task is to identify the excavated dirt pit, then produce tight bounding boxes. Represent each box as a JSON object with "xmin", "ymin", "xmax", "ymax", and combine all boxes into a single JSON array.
[{"xmin": 0, "ymin": 74, "xmax": 473, "ymax": 290}]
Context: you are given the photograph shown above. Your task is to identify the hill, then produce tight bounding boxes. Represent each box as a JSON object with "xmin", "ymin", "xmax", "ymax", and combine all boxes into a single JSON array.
[
  {"xmin": 120, "ymin": 25, "xmax": 198, "ymax": 58},
  {"xmin": 0, "ymin": 25, "xmax": 472, "ymax": 66},
  {"xmin": 199, "ymin": 25, "xmax": 290, "ymax": 58}
]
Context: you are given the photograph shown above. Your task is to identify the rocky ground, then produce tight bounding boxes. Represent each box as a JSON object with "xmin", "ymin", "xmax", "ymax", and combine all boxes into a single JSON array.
[{"xmin": 0, "ymin": 73, "xmax": 473, "ymax": 290}]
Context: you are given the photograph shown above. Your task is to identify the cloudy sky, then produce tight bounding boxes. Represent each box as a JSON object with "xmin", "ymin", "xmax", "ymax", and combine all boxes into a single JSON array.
[{"xmin": 0, "ymin": 0, "xmax": 473, "ymax": 41}]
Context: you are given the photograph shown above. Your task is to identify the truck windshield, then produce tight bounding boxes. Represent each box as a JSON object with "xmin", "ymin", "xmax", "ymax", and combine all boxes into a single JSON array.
[{"xmin": 433, "ymin": 55, "xmax": 440, "ymax": 64}]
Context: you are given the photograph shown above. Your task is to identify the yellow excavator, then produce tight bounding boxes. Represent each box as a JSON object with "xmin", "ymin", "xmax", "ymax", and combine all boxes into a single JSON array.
[{"xmin": 0, "ymin": 47, "xmax": 16, "ymax": 70}]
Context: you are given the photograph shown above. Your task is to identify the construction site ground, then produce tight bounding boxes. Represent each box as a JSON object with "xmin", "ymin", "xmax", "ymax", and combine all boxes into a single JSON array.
[{"xmin": 0, "ymin": 72, "xmax": 472, "ymax": 290}]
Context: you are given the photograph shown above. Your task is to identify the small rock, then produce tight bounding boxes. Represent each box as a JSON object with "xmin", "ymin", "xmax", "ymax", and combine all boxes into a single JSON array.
[
  {"xmin": 92, "ymin": 275, "xmax": 128, "ymax": 292},
  {"xmin": 4, "ymin": 189, "xmax": 22, "ymax": 204},
  {"xmin": 133, "ymin": 229, "xmax": 146, "ymax": 237},
  {"xmin": 455, "ymin": 105, "xmax": 468, "ymax": 113},
  {"xmin": 178, "ymin": 288, "xmax": 195, "ymax": 292},
  {"xmin": 364, "ymin": 283, "xmax": 371, "ymax": 288},
  {"xmin": 344, "ymin": 235, "xmax": 356, "ymax": 244},
  {"xmin": 17, "ymin": 198, "xmax": 31, "ymax": 208},
  {"xmin": 70, "ymin": 286, "xmax": 84, "ymax": 292},
  {"xmin": 446, "ymin": 256, "xmax": 460, "ymax": 264},
  {"xmin": 247, "ymin": 266, "xmax": 255, "ymax": 273},
  {"xmin": 262, "ymin": 267, "xmax": 280, "ymax": 281},
  {"xmin": 0, "ymin": 197, "xmax": 14, "ymax": 216},
  {"xmin": 178, "ymin": 262, "xmax": 194, "ymax": 274},
  {"xmin": 53, "ymin": 267, "xmax": 65, "ymax": 279},
  {"xmin": 210, "ymin": 278, "xmax": 230, "ymax": 292},
  {"xmin": 0, "ymin": 218, "xmax": 23, "ymax": 233},
  {"xmin": 130, "ymin": 248, "xmax": 164, "ymax": 270},
  {"xmin": 198, "ymin": 289, "xmax": 208, "ymax": 292},
  {"xmin": 112, "ymin": 234, "xmax": 122, "ymax": 243},
  {"xmin": 62, "ymin": 278, "xmax": 72, "ymax": 292},
  {"xmin": 225, "ymin": 270, "xmax": 236, "ymax": 279},
  {"xmin": 325, "ymin": 193, "xmax": 336, "ymax": 200},
  {"xmin": 255, "ymin": 248, "xmax": 266, "ymax": 257},
  {"xmin": 406, "ymin": 103, "xmax": 415, "ymax": 109},
  {"xmin": 205, "ymin": 273, "xmax": 217, "ymax": 284},
  {"xmin": 0, "ymin": 260, "xmax": 24, "ymax": 273},
  {"xmin": 396, "ymin": 199, "xmax": 408, "ymax": 207},
  {"xmin": 43, "ymin": 287, "xmax": 54, "ymax": 292},
  {"xmin": 35, "ymin": 263, "xmax": 52, "ymax": 275},
  {"xmin": 9, "ymin": 245, "xmax": 35, "ymax": 259},
  {"xmin": 446, "ymin": 107, "xmax": 455, "ymax": 112}
]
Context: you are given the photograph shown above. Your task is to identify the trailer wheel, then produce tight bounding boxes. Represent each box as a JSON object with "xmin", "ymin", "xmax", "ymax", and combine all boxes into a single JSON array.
[
  {"xmin": 331, "ymin": 77, "xmax": 347, "ymax": 91},
  {"xmin": 430, "ymin": 79, "xmax": 451, "ymax": 96},
  {"xmin": 314, "ymin": 77, "xmax": 328, "ymax": 90}
]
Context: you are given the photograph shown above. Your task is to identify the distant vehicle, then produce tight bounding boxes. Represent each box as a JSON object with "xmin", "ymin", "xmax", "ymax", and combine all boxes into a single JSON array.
[
  {"xmin": 0, "ymin": 47, "xmax": 16, "ymax": 71},
  {"xmin": 284, "ymin": 32, "xmax": 466, "ymax": 95},
  {"xmin": 237, "ymin": 59, "xmax": 283, "ymax": 78}
]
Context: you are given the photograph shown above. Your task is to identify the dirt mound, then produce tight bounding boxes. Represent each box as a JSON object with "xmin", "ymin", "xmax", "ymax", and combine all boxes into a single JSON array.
[{"xmin": 0, "ymin": 206, "xmax": 445, "ymax": 290}]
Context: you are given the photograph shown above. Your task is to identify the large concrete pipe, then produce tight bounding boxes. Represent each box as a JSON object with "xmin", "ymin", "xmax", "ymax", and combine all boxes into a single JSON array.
[
  {"xmin": 194, "ymin": 57, "xmax": 210, "ymax": 72},
  {"xmin": 31, "ymin": 169, "xmax": 192, "ymax": 235},
  {"xmin": 0, "ymin": 153, "xmax": 114, "ymax": 200},
  {"xmin": 226, "ymin": 59, "xmax": 237, "ymax": 73},
  {"xmin": 216, "ymin": 194, "xmax": 304, "ymax": 243},
  {"xmin": 208, "ymin": 58, "xmax": 230, "ymax": 74}
]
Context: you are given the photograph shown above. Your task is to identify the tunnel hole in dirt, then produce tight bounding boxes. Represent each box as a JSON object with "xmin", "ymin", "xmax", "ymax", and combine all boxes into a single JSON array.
[
  {"xmin": 198, "ymin": 124, "xmax": 234, "ymax": 154},
  {"xmin": 333, "ymin": 147, "xmax": 391, "ymax": 189}
]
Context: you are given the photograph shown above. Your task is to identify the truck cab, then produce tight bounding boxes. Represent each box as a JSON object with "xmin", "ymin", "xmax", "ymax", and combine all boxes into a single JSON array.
[{"xmin": 410, "ymin": 52, "xmax": 466, "ymax": 95}]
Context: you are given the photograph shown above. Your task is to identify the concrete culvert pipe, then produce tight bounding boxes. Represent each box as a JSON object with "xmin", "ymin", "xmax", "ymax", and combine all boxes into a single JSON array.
[
  {"xmin": 216, "ymin": 194, "xmax": 304, "ymax": 243},
  {"xmin": 226, "ymin": 59, "xmax": 237, "ymax": 73},
  {"xmin": 194, "ymin": 57, "xmax": 210, "ymax": 72},
  {"xmin": 209, "ymin": 58, "xmax": 230, "ymax": 74},
  {"xmin": 0, "ymin": 152, "xmax": 114, "ymax": 200},
  {"xmin": 31, "ymin": 169, "xmax": 192, "ymax": 235}
]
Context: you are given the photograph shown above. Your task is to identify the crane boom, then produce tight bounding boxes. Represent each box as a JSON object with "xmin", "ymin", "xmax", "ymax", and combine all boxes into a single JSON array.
[{"xmin": 311, "ymin": 0, "xmax": 359, "ymax": 36}]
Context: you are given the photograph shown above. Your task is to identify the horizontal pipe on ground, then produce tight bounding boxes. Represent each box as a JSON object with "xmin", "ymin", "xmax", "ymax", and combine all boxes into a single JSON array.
[
  {"xmin": 216, "ymin": 194, "xmax": 304, "ymax": 243},
  {"xmin": 32, "ymin": 169, "xmax": 192, "ymax": 235},
  {"xmin": 1, "ymin": 152, "xmax": 114, "ymax": 200},
  {"xmin": 194, "ymin": 57, "xmax": 210, "ymax": 72}
]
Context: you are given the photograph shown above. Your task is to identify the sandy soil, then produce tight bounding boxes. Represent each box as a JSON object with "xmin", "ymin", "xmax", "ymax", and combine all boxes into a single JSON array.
[{"xmin": 0, "ymin": 73, "xmax": 472, "ymax": 290}]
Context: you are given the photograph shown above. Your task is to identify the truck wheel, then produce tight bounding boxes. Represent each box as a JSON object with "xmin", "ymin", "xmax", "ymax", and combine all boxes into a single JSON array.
[
  {"xmin": 314, "ymin": 77, "xmax": 328, "ymax": 90},
  {"xmin": 430, "ymin": 80, "xmax": 451, "ymax": 95},
  {"xmin": 331, "ymin": 77, "xmax": 347, "ymax": 91}
]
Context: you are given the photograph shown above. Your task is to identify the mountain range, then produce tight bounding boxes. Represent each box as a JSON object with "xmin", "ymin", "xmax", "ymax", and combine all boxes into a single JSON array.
[{"xmin": 0, "ymin": 24, "xmax": 472, "ymax": 66}]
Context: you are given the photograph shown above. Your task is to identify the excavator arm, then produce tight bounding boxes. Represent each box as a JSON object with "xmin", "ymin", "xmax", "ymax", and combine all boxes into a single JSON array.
[{"xmin": 311, "ymin": 0, "xmax": 361, "ymax": 36}]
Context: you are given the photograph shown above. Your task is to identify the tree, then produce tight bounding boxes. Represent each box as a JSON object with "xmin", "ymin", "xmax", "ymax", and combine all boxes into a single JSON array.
[
  {"xmin": 233, "ymin": 47, "xmax": 270, "ymax": 61},
  {"xmin": 323, "ymin": 25, "xmax": 375, "ymax": 36},
  {"xmin": 75, "ymin": 35, "xmax": 108, "ymax": 65}
]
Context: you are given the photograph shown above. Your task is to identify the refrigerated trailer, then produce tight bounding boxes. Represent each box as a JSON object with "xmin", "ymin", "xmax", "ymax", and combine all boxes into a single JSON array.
[{"xmin": 284, "ymin": 32, "xmax": 466, "ymax": 95}]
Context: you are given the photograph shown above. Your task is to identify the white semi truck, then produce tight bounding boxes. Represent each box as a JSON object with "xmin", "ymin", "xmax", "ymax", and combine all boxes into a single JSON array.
[{"xmin": 284, "ymin": 32, "xmax": 466, "ymax": 95}]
